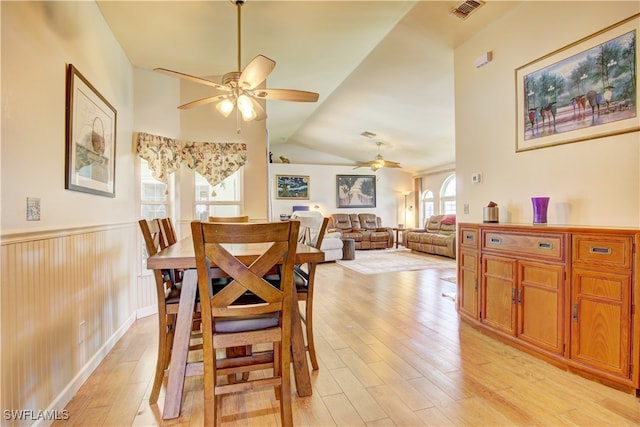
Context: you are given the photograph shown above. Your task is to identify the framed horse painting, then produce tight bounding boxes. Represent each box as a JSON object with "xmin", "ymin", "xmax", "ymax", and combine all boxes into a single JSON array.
[{"xmin": 515, "ymin": 14, "xmax": 639, "ymax": 152}]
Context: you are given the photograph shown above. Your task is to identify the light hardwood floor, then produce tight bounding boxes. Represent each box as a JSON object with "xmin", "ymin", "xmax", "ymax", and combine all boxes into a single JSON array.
[{"xmin": 54, "ymin": 260, "xmax": 640, "ymax": 426}]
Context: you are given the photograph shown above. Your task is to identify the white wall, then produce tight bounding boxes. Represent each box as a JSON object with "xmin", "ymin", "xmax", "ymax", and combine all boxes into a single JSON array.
[
  {"xmin": 1, "ymin": 1, "xmax": 136, "ymax": 231},
  {"xmin": 269, "ymin": 163, "xmax": 412, "ymax": 227},
  {"xmin": 455, "ymin": 2, "xmax": 640, "ymax": 227}
]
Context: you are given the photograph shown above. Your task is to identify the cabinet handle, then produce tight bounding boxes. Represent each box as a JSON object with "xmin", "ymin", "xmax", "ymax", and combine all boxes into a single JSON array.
[
  {"xmin": 490, "ymin": 237, "xmax": 502, "ymax": 244},
  {"xmin": 572, "ymin": 303, "xmax": 578, "ymax": 322},
  {"xmin": 518, "ymin": 289, "xmax": 522, "ymax": 304},
  {"xmin": 465, "ymin": 234, "xmax": 474, "ymax": 241},
  {"xmin": 537, "ymin": 242, "xmax": 553, "ymax": 250},
  {"xmin": 511, "ymin": 288, "xmax": 516, "ymax": 304},
  {"xmin": 589, "ymin": 246, "xmax": 612, "ymax": 255}
]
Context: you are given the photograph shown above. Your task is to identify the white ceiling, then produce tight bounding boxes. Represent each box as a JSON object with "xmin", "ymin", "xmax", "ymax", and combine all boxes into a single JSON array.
[{"xmin": 97, "ymin": 0, "xmax": 519, "ymax": 173}]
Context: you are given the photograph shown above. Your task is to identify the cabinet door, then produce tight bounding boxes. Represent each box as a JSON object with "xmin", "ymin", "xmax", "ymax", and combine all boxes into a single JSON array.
[
  {"xmin": 458, "ymin": 249, "xmax": 479, "ymax": 319},
  {"xmin": 571, "ymin": 268, "xmax": 631, "ymax": 378},
  {"xmin": 518, "ymin": 261, "xmax": 564, "ymax": 354},
  {"xmin": 481, "ymin": 255, "xmax": 516, "ymax": 336}
]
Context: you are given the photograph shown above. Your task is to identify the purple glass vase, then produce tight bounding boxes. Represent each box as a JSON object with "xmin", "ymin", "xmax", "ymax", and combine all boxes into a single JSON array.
[{"xmin": 531, "ymin": 197, "xmax": 550, "ymax": 224}]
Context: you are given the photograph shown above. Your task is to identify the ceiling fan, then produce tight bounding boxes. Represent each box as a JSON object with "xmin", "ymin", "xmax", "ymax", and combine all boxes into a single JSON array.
[
  {"xmin": 154, "ymin": 0, "xmax": 319, "ymax": 123},
  {"xmin": 354, "ymin": 141, "xmax": 402, "ymax": 172}
]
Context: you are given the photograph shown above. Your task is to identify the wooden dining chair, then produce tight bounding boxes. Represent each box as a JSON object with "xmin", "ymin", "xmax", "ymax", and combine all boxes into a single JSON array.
[
  {"xmin": 159, "ymin": 217, "xmax": 178, "ymax": 246},
  {"xmin": 293, "ymin": 216, "xmax": 329, "ymax": 370},
  {"xmin": 138, "ymin": 218, "xmax": 183, "ymax": 404},
  {"xmin": 158, "ymin": 217, "xmax": 182, "ymax": 282},
  {"xmin": 191, "ymin": 220, "xmax": 299, "ymax": 426},
  {"xmin": 207, "ymin": 215, "xmax": 249, "ymax": 223}
]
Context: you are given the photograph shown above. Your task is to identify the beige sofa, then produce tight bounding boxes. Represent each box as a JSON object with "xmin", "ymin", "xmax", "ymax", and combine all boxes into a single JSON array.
[
  {"xmin": 403, "ymin": 214, "xmax": 456, "ymax": 258},
  {"xmin": 327, "ymin": 213, "xmax": 394, "ymax": 249}
]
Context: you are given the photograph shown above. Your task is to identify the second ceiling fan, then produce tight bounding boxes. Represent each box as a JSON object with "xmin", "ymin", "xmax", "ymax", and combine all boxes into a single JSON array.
[
  {"xmin": 155, "ymin": 0, "xmax": 319, "ymax": 123},
  {"xmin": 354, "ymin": 141, "xmax": 402, "ymax": 172}
]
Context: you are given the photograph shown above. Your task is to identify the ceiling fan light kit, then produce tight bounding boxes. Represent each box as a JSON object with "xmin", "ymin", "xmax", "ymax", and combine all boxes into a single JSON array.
[{"xmin": 153, "ymin": 0, "xmax": 319, "ymax": 130}]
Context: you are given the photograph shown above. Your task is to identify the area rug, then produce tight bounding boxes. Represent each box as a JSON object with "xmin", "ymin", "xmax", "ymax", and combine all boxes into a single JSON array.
[{"xmin": 336, "ymin": 248, "xmax": 455, "ymax": 275}]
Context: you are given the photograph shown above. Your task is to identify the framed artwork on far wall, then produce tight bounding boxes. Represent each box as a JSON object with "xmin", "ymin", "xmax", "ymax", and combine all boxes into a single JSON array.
[
  {"xmin": 336, "ymin": 175, "xmax": 376, "ymax": 208},
  {"xmin": 276, "ymin": 175, "xmax": 310, "ymax": 199},
  {"xmin": 515, "ymin": 13, "xmax": 639, "ymax": 152},
  {"xmin": 65, "ymin": 64, "xmax": 117, "ymax": 197}
]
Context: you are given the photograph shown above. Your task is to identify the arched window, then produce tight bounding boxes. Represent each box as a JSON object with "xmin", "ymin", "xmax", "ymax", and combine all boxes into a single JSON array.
[
  {"xmin": 422, "ymin": 190, "xmax": 435, "ymax": 222},
  {"xmin": 440, "ymin": 175, "xmax": 456, "ymax": 214}
]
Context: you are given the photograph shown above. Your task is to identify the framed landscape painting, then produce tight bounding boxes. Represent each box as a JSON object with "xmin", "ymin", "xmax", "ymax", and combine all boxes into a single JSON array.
[
  {"xmin": 515, "ymin": 14, "xmax": 639, "ymax": 152},
  {"xmin": 336, "ymin": 175, "xmax": 376, "ymax": 208},
  {"xmin": 276, "ymin": 175, "xmax": 309, "ymax": 200},
  {"xmin": 65, "ymin": 64, "xmax": 117, "ymax": 197}
]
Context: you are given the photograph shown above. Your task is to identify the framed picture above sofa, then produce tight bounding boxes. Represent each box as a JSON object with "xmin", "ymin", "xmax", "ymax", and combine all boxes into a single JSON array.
[{"xmin": 336, "ymin": 175, "xmax": 376, "ymax": 208}]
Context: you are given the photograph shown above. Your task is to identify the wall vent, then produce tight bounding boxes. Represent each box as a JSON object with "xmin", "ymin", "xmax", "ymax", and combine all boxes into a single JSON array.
[
  {"xmin": 451, "ymin": 0, "xmax": 485, "ymax": 20},
  {"xmin": 360, "ymin": 131, "xmax": 377, "ymax": 139}
]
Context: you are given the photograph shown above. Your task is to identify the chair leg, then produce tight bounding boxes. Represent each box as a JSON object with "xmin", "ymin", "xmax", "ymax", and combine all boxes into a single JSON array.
[
  {"xmin": 278, "ymin": 340, "xmax": 293, "ymax": 426},
  {"xmin": 149, "ymin": 313, "xmax": 169, "ymax": 404},
  {"xmin": 304, "ymin": 296, "xmax": 319, "ymax": 370}
]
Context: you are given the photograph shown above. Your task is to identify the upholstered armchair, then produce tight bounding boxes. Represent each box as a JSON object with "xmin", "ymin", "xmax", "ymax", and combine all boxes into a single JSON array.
[{"xmin": 290, "ymin": 211, "xmax": 343, "ymax": 262}]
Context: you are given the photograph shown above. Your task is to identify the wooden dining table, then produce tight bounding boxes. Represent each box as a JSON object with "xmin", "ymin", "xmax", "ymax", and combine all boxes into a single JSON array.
[{"xmin": 147, "ymin": 236, "xmax": 324, "ymax": 420}]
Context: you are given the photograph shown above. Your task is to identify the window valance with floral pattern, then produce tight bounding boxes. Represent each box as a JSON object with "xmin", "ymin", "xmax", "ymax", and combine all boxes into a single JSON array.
[{"xmin": 135, "ymin": 132, "xmax": 247, "ymax": 189}]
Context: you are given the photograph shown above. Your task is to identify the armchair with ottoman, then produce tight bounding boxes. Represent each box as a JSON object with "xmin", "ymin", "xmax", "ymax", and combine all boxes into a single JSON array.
[
  {"xmin": 327, "ymin": 213, "xmax": 394, "ymax": 250},
  {"xmin": 403, "ymin": 214, "xmax": 456, "ymax": 258}
]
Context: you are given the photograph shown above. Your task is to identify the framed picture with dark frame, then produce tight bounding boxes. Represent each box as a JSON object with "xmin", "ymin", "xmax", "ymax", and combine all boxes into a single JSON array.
[
  {"xmin": 515, "ymin": 14, "xmax": 639, "ymax": 152},
  {"xmin": 65, "ymin": 64, "xmax": 117, "ymax": 197},
  {"xmin": 336, "ymin": 175, "xmax": 376, "ymax": 208},
  {"xmin": 276, "ymin": 175, "xmax": 309, "ymax": 200}
]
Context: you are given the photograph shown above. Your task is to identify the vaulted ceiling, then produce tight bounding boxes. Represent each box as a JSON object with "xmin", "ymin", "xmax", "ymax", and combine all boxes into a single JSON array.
[{"xmin": 97, "ymin": 1, "xmax": 519, "ymax": 173}]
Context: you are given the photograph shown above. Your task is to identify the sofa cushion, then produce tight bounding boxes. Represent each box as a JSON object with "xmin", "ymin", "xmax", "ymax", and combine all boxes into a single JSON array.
[
  {"xmin": 332, "ymin": 214, "xmax": 353, "ymax": 231},
  {"xmin": 440, "ymin": 215, "xmax": 456, "ymax": 225},
  {"xmin": 358, "ymin": 213, "xmax": 380, "ymax": 230},
  {"xmin": 415, "ymin": 232, "xmax": 453, "ymax": 246}
]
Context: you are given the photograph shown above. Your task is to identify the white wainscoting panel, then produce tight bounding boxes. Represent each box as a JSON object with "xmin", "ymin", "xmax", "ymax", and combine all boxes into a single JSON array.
[{"xmin": 1, "ymin": 223, "xmax": 139, "ymax": 425}]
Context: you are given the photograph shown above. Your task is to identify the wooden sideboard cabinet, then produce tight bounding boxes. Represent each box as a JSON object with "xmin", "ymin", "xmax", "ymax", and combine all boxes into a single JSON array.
[{"xmin": 457, "ymin": 223, "xmax": 640, "ymax": 395}]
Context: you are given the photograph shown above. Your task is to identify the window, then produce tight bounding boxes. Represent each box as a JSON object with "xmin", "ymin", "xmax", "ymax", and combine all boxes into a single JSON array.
[
  {"xmin": 139, "ymin": 159, "xmax": 170, "ymax": 272},
  {"xmin": 440, "ymin": 175, "xmax": 456, "ymax": 214},
  {"xmin": 194, "ymin": 169, "xmax": 243, "ymax": 220},
  {"xmin": 140, "ymin": 159, "xmax": 168, "ymax": 219},
  {"xmin": 422, "ymin": 190, "xmax": 435, "ymax": 220}
]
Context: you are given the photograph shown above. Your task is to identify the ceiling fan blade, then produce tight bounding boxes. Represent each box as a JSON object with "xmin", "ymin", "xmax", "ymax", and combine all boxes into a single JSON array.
[
  {"xmin": 154, "ymin": 68, "xmax": 231, "ymax": 92},
  {"xmin": 383, "ymin": 162, "xmax": 402, "ymax": 168},
  {"xmin": 255, "ymin": 88, "xmax": 319, "ymax": 102},
  {"xmin": 179, "ymin": 94, "xmax": 229, "ymax": 110},
  {"xmin": 238, "ymin": 55, "xmax": 276, "ymax": 89}
]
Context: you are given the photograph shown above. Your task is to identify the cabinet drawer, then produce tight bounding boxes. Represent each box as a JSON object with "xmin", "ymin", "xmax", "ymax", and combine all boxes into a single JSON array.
[
  {"xmin": 572, "ymin": 234, "xmax": 632, "ymax": 270},
  {"xmin": 482, "ymin": 231, "xmax": 565, "ymax": 261},
  {"xmin": 460, "ymin": 228, "xmax": 478, "ymax": 249}
]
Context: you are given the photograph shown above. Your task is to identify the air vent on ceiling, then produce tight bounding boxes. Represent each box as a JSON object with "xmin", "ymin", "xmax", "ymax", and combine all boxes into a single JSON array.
[
  {"xmin": 360, "ymin": 131, "xmax": 377, "ymax": 139},
  {"xmin": 451, "ymin": 0, "xmax": 485, "ymax": 20}
]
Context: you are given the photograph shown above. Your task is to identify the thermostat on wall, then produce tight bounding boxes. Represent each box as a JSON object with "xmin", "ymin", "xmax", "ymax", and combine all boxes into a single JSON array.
[{"xmin": 471, "ymin": 173, "xmax": 482, "ymax": 184}]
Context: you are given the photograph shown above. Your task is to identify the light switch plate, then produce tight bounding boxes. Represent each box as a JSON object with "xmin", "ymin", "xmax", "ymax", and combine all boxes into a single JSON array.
[{"xmin": 27, "ymin": 197, "xmax": 41, "ymax": 221}]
